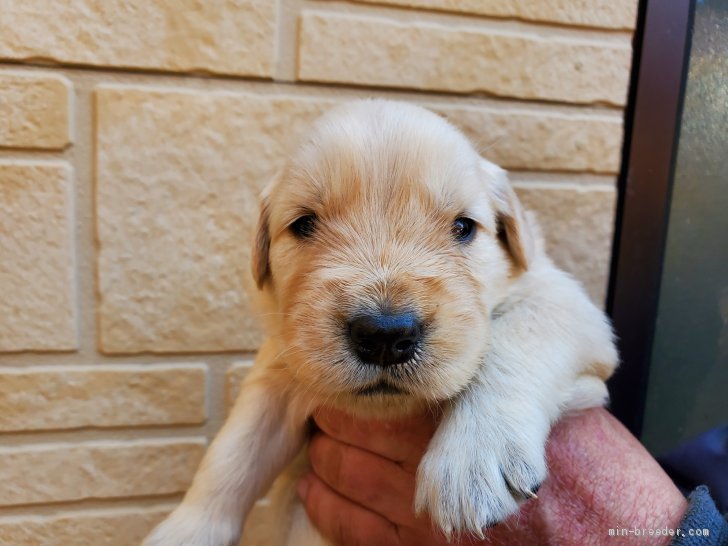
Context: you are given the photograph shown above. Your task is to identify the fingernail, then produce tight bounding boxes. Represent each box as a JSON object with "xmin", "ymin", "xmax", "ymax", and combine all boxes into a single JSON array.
[{"xmin": 296, "ymin": 476, "xmax": 310, "ymax": 501}]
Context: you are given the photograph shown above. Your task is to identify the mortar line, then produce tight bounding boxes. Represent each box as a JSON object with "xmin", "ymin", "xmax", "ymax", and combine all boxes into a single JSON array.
[{"xmin": 0, "ymin": 61, "xmax": 627, "ymax": 114}]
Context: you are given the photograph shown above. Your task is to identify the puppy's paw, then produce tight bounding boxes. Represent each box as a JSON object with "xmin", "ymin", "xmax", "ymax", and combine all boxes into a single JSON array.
[
  {"xmin": 142, "ymin": 506, "xmax": 240, "ymax": 546},
  {"xmin": 415, "ymin": 418, "xmax": 546, "ymax": 538}
]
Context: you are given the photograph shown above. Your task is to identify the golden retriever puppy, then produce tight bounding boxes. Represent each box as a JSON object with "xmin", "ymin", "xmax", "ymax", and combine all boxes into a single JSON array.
[{"xmin": 143, "ymin": 100, "xmax": 618, "ymax": 546}]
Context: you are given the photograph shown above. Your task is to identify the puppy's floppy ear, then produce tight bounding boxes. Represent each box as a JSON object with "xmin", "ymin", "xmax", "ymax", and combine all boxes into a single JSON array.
[
  {"xmin": 251, "ymin": 192, "xmax": 272, "ymax": 290},
  {"xmin": 481, "ymin": 159, "xmax": 534, "ymax": 271}
]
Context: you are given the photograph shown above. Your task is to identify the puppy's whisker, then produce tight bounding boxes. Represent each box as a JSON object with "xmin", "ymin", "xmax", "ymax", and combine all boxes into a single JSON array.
[
  {"xmin": 475, "ymin": 135, "xmax": 503, "ymax": 155},
  {"xmin": 270, "ymin": 347, "xmax": 306, "ymax": 367}
]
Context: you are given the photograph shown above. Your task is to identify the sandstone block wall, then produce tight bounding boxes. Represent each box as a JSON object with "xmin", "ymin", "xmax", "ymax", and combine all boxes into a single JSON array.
[{"xmin": 0, "ymin": 0, "xmax": 637, "ymax": 543}]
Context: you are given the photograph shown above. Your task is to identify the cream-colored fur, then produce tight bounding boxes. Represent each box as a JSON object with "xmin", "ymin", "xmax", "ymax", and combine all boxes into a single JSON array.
[{"xmin": 143, "ymin": 100, "xmax": 618, "ymax": 546}]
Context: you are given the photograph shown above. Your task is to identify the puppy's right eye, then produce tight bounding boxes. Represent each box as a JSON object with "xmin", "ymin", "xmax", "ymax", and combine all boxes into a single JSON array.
[{"xmin": 290, "ymin": 214, "xmax": 317, "ymax": 238}]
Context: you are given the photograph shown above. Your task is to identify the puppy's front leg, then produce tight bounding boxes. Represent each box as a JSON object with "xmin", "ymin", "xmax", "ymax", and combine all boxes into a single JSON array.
[
  {"xmin": 144, "ymin": 343, "xmax": 307, "ymax": 546},
  {"xmin": 416, "ymin": 267, "xmax": 618, "ymax": 537}
]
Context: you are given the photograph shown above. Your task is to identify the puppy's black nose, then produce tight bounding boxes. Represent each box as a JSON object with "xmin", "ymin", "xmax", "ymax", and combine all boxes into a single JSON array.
[{"xmin": 348, "ymin": 312, "xmax": 421, "ymax": 367}]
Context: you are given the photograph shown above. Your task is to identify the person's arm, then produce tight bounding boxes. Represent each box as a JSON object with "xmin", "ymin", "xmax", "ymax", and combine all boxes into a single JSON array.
[{"xmin": 298, "ymin": 407, "xmax": 689, "ymax": 545}]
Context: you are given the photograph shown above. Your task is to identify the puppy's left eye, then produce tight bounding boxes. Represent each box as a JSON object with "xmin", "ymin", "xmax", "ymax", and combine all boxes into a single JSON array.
[
  {"xmin": 452, "ymin": 217, "xmax": 476, "ymax": 243},
  {"xmin": 290, "ymin": 214, "xmax": 317, "ymax": 238}
]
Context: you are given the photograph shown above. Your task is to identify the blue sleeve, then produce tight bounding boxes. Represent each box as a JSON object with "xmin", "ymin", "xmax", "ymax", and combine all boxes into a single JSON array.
[{"xmin": 671, "ymin": 486, "xmax": 728, "ymax": 545}]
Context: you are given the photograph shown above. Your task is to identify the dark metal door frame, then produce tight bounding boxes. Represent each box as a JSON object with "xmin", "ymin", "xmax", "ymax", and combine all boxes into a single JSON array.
[{"xmin": 607, "ymin": 0, "xmax": 696, "ymax": 435}]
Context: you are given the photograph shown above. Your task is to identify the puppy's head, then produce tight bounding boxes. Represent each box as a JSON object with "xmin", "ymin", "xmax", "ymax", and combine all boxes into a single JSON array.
[{"xmin": 253, "ymin": 100, "xmax": 533, "ymax": 413}]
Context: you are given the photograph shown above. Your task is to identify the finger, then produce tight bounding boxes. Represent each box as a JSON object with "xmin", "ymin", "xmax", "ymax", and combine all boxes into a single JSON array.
[
  {"xmin": 298, "ymin": 472, "xmax": 402, "ymax": 546},
  {"xmin": 313, "ymin": 406, "xmax": 438, "ymax": 470},
  {"xmin": 309, "ymin": 432, "xmax": 418, "ymax": 526}
]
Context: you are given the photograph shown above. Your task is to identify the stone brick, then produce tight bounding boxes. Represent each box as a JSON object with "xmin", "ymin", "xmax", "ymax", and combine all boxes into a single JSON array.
[
  {"xmin": 241, "ymin": 501, "xmax": 273, "ymax": 546},
  {"xmin": 95, "ymin": 87, "xmax": 327, "ymax": 353},
  {"xmin": 353, "ymin": 0, "xmax": 638, "ymax": 30},
  {"xmin": 0, "ymin": 1, "xmax": 275, "ymax": 77},
  {"xmin": 515, "ymin": 184, "xmax": 616, "ymax": 305},
  {"xmin": 0, "ymin": 439, "xmax": 204, "ymax": 507},
  {"xmin": 0, "ymin": 161, "xmax": 77, "ymax": 352},
  {"xmin": 299, "ymin": 13, "xmax": 632, "ymax": 106},
  {"xmin": 0, "ymin": 506, "xmax": 170, "ymax": 546},
  {"xmin": 226, "ymin": 360, "xmax": 254, "ymax": 410},
  {"xmin": 435, "ymin": 106, "xmax": 623, "ymax": 173},
  {"xmin": 0, "ymin": 71, "xmax": 71, "ymax": 150},
  {"xmin": 0, "ymin": 364, "xmax": 207, "ymax": 432}
]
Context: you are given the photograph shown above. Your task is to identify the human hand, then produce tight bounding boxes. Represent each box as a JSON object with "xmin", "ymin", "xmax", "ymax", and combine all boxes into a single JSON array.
[{"xmin": 297, "ymin": 407, "xmax": 688, "ymax": 545}]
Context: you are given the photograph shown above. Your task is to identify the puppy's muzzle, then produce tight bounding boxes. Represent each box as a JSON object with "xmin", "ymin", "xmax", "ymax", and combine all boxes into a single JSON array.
[{"xmin": 348, "ymin": 311, "xmax": 421, "ymax": 367}]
